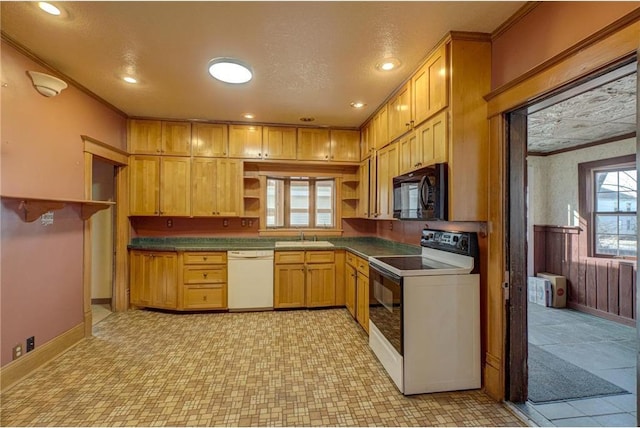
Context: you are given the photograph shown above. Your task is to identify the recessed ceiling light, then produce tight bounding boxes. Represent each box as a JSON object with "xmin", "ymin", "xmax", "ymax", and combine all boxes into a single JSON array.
[
  {"xmin": 208, "ymin": 58, "xmax": 253, "ymax": 84},
  {"xmin": 350, "ymin": 102, "xmax": 366, "ymax": 109},
  {"xmin": 243, "ymin": 113, "xmax": 255, "ymax": 119},
  {"xmin": 38, "ymin": 1, "xmax": 61, "ymax": 15},
  {"xmin": 376, "ymin": 58, "xmax": 401, "ymax": 71},
  {"xmin": 123, "ymin": 76, "xmax": 137, "ymax": 84}
]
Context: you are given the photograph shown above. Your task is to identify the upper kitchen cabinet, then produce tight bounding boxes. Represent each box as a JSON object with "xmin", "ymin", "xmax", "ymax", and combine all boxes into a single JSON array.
[
  {"xmin": 192, "ymin": 123, "xmax": 229, "ymax": 157},
  {"xmin": 399, "ymin": 110, "xmax": 448, "ymax": 174},
  {"xmin": 412, "ymin": 43, "xmax": 448, "ymax": 127},
  {"xmin": 371, "ymin": 105, "xmax": 389, "ymax": 150},
  {"xmin": 228, "ymin": 125, "xmax": 263, "ymax": 159},
  {"xmin": 297, "ymin": 128, "xmax": 330, "ymax": 161},
  {"xmin": 388, "ymin": 82, "xmax": 412, "ymax": 142},
  {"xmin": 330, "ymin": 130, "xmax": 360, "ymax": 162},
  {"xmin": 191, "ymin": 158, "xmax": 242, "ymax": 217},
  {"xmin": 262, "ymin": 126, "xmax": 297, "ymax": 160},
  {"xmin": 360, "ymin": 122, "xmax": 372, "ymax": 160},
  {"xmin": 129, "ymin": 155, "xmax": 191, "ymax": 216},
  {"xmin": 128, "ymin": 120, "xmax": 191, "ymax": 156},
  {"xmin": 375, "ymin": 141, "xmax": 398, "ymax": 219}
]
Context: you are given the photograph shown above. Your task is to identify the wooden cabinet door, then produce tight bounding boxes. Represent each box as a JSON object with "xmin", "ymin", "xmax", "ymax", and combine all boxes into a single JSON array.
[
  {"xmin": 160, "ymin": 157, "xmax": 191, "ymax": 216},
  {"xmin": 345, "ymin": 265, "xmax": 356, "ymax": 318},
  {"xmin": 412, "ymin": 43, "xmax": 448, "ymax": 126},
  {"xmin": 356, "ymin": 272, "xmax": 369, "ymax": 333},
  {"xmin": 360, "ymin": 122, "xmax": 372, "ymax": 160},
  {"xmin": 263, "ymin": 126, "xmax": 297, "ymax": 160},
  {"xmin": 215, "ymin": 159, "xmax": 242, "ymax": 216},
  {"xmin": 129, "ymin": 120, "xmax": 162, "ymax": 154},
  {"xmin": 130, "ymin": 251, "xmax": 153, "ymax": 306},
  {"xmin": 274, "ymin": 264, "xmax": 306, "ymax": 308},
  {"xmin": 330, "ymin": 130, "xmax": 360, "ymax": 162},
  {"xmin": 192, "ymin": 123, "xmax": 228, "ymax": 157},
  {"xmin": 129, "ymin": 155, "xmax": 160, "ymax": 215},
  {"xmin": 297, "ymin": 128, "xmax": 330, "ymax": 161},
  {"xmin": 228, "ymin": 125, "xmax": 263, "ymax": 159},
  {"xmin": 151, "ymin": 252, "xmax": 178, "ymax": 309},
  {"xmin": 376, "ymin": 142, "xmax": 398, "ymax": 219},
  {"xmin": 191, "ymin": 158, "xmax": 217, "ymax": 216},
  {"xmin": 399, "ymin": 131, "xmax": 421, "ymax": 174},
  {"xmin": 358, "ymin": 160, "xmax": 370, "ymax": 218},
  {"xmin": 306, "ymin": 263, "xmax": 336, "ymax": 307},
  {"xmin": 369, "ymin": 154, "xmax": 377, "ymax": 218},
  {"xmin": 388, "ymin": 82, "xmax": 412, "ymax": 141},
  {"xmin": 372, "ymin": 105, "xmax": 388, "ymax": 150},
  {"xmin": 162, "ymin": 121, "xmax": 191, "ymax": 156},
  {"xmin": 417, "ymin": 110, "xmax": 448, "ymax": 167}
]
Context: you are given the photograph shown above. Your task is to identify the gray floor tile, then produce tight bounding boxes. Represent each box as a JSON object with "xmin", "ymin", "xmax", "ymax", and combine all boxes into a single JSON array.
[
  {"xmin": 592, "ymin": 412, "xmax": 637, "ymax": 427},
  {"xmin": 551, "ymin": 416, "xmax": 600, "ymax": 426},
  {"xmin": 542, "ymin": 342, "xmax": 636, "ymax": 372},
  {"xmin": 567, "ymin": 397, "xmax": 627, "ymax": 415},
  {"xmin": 533, "ymin": 402, "xmax": 584, "ymax": 420},
  {"xmin": 603, "ymin": 394, "xmax": 637, "ymax": 412},
  {"xmin": 591, "ymin": 368, "xmax": 637, "ymax": 393}
]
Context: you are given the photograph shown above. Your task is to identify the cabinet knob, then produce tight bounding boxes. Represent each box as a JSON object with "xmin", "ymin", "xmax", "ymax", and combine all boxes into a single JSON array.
[
  {"xmin": 203, "ymin": 273, "xmax": 208, "ymax": 278},
  {"xmin": 264, "ymin": 153, "xmax": 268, "ymax": 157},
  {"xmin": 258, "ymin": 153, "xmax": 261, "ymax": 157},
  {"xmin": 203, "ymin": 295, "xmax": 207, "ymax": 301},
  {"xmin": 325, "ymin": 155, "xmax": 329, "ymax": 159},
  {"xmin": 203, "ymin": 256, "xmax": 208, "ymax": 261}
]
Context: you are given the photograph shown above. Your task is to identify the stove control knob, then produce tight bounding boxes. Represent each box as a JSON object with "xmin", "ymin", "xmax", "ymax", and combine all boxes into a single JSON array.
[{"xmin": 459, "ymin": 237, "xmax": 468, "ymax": 252}]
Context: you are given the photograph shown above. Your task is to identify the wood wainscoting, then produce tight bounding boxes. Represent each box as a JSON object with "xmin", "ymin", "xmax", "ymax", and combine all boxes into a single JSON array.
[{"xmin": 533, "ymin": 225, "xmax": 636, "ymax": 326}]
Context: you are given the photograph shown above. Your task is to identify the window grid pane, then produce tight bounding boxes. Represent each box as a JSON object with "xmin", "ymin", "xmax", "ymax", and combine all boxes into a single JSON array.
[
  {"xmin": 315, "ymin": 180, "xmax": 334, "ymax": 228},
  {"xmin": 593, "ymin": 166, "xmax": 637, "ymax": 257}
]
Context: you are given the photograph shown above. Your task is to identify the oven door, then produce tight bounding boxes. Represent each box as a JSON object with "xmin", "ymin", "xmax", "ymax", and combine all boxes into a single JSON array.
[{"xmin": 369, "ymin": 263, "xmax": 403, "ymax": 356}]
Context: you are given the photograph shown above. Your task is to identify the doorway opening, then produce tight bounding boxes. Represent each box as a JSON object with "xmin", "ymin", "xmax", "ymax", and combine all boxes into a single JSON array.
[
  {"xmin": 507, "ymin": 60, "xmax": 638, "ymax": 426},
  {"xmin": 91, "ymin": 157, "xmax": 117, "ymax": 326}
]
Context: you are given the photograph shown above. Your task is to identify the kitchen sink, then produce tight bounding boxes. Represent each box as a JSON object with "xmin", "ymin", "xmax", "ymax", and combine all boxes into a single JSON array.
[{"xmin": 274, "ymin": 241, "xmax": 334, "ymax": 248}]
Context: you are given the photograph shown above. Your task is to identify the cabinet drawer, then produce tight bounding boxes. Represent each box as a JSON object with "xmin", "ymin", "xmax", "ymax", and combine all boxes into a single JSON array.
[
  {"xmin": 275, "ymin": 251, "xmax": 305, "ymax": 264},
  {"xmin": 183, "ymin": 252, "xmax": 227, "ymax": 265},
  {"xmin": 356, "ymin": 256, "xmax": 369, "ymax": 276},
  {"xmin": 346, "ymin": 251, "xmax": 357, "ymax": 267},
  {"xmin": 306, "ymin": 251, "xmax": 335, "ymax": 264},
  {"xmin": 184, "ymin": 285, "xmax": 226, "ymax": 309},
  {"xmin": 183, "ymin": 267, "xmax": 226, "ymax": 284}
]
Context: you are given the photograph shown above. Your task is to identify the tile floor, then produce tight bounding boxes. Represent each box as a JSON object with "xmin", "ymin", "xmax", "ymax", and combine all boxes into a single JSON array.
[
  {"xmin": 517, "ymin": 303, "xmax": 637, "ymax": 427},
  {"xmin": 92, "ymin": 304, "xmax": 112, "ymax": 325},
  {"xmin": 0, "ymin": 308, "xmax": 524, "ymax": 427}
]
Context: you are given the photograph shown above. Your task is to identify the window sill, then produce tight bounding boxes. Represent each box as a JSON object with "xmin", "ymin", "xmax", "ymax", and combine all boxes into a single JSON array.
[{"xmin": 258, "ymin": 228, "xmax": 343, "ymax": 237}]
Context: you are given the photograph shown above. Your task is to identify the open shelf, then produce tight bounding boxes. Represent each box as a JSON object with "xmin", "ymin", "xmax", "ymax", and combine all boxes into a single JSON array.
[
  {"xmin": 243, "ymin": 176, "xmax": 262, "ymax": 218},
  {"xmin": 1, "ymin": 195, "xmax": 115, "ymax": 222}
]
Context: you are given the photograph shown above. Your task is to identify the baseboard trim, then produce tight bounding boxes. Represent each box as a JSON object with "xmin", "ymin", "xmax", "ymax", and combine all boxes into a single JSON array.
[{"xmin": 0, "ymin": 323, "xmax": 85, "ymax": 393}]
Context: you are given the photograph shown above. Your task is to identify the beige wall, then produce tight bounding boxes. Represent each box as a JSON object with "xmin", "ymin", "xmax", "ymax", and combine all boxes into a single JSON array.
[
  {"xmin": 0, "ymin": 41, "xmax": 126, "ymax": 366},
  {"xmin": 91, "ymin": 159, "xmax": 115, "ymax": 300},
  {"xmin": 491, "ymin": 2, "xmax": 639, "ymax": 89},
  {"xmin": 528, "ymin": 138, "xmax": 636, "ymax": 227}
]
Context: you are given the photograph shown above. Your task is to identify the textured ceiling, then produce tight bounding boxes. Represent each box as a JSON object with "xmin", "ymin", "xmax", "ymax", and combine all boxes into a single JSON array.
[
  {"xmin": 528, "ymin": 72, "xmax": 637, "ymax": 154},
  {"xmin": 0, "ymin": 1, "xmax": 525, "ymax": 128}
]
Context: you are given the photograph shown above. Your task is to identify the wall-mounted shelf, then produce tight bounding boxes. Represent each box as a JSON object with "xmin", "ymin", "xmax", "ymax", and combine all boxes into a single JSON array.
[{"xmin": 1, "ymin": 195, "xmax": 115, "ymax": 222}]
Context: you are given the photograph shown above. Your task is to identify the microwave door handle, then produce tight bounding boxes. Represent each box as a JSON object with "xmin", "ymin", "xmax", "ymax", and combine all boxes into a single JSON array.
[{"xmin": 419, "ymin": 176, "xmax": 430, "ymax": 210}]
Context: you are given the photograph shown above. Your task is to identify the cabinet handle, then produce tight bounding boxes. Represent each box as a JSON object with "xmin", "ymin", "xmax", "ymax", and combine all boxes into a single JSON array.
[
  {"xmin": 258, "ymin": 153, "xmax": 261, "ymax": 157},
  {"xmin": 203, "ymin": 273, "xmax": 208, "ymax": 278},
  {"xmin": 203, "ymin": 256, "xmax": 208, "ymax": 261},
  {"xmin": 203, "ymin": 295, "xmax": 207, "ymax": 301}
]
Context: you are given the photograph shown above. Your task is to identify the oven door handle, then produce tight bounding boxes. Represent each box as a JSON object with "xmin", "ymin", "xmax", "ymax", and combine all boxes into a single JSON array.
[{"xmin": 369, "ymin": 263, "xmax": 402, "ymax": 283}]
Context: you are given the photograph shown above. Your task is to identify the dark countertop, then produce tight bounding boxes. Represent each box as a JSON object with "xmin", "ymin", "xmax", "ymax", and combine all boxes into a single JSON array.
[{"xmin": 128, "ymin": 236, "xmax": 422, "ymax": 259}]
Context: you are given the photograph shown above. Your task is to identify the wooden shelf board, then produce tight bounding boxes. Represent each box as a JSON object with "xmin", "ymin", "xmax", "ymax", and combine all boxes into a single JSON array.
[{"xmin": 1, "ymin": 195, "xmax": 115, "ymax": 222}]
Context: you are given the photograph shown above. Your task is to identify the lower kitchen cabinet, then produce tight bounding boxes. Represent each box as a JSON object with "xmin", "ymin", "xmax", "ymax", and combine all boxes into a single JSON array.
[
  {"xmin": 274, "ymin": 250, "xmax": 337, "ymax": 308},
  {"xmin": 180, "ymin": 252, "xmax": 228, "ymax": 310},
  {"xmin": 130, "ymin": 250, "xmax": 178, "ymax": 310},
  {"xmin": 346, "ymin": 251, "xmax": 370, "ymax": 333}
]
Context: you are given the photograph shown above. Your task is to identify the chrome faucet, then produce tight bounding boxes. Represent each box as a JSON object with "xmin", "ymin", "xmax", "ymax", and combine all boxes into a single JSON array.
[{"xmin": 300, "ymin": 230, "xmax": 305, "ymax": 241}]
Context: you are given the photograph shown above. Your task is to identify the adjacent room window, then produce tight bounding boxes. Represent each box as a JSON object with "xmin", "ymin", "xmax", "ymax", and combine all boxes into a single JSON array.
[
  {"xmin": 579, "ymin": 154, "xmax": 637, "ymax": 258},
  {"xmin": 266, "ymin": 177, "xmax": 335, "ymax": 228}
]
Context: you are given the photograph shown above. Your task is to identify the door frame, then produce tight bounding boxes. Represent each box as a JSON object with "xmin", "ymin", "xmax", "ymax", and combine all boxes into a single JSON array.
[
  {"xmin": 82, "ymin": 135, "xmax": 129, "ymax": 337},
  {"xmin": 483, "ymin": 17, "xmax": 639, "ymax": 401}
]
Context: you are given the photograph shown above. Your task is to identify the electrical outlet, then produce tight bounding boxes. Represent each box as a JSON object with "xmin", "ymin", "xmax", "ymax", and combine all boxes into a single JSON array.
[
  {"xmin": 12, "ymin": 344, "xmax": 22, "ymax": 360},
  {"xmin": 26, "ymin": 336, "xmax": 35, "ymax": 352},
  {"xmin": 223, "ymin": 219, "xmax": 229, "ymax": 227},
  {"xmin": 166, "ymin": 219, "xmax": 173, "ymax": 228},
  {"xmin": 241, "ymin": 219, "xmax": 247, "ymax": 227}
]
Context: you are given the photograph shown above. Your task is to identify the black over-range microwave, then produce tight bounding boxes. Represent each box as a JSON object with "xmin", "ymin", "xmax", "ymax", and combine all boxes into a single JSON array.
[{"xmin": 392, "ymin": 163, "xmax": 448, "ymax": 221}]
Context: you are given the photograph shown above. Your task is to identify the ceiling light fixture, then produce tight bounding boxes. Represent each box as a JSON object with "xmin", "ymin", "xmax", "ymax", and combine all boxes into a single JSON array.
[
  {"xmin": 376, "ymin": 58, "xmax": 401, "ymax": 72},
  {"xmin": 123, "ymin": 76, "xmax": 137, "ymax": 84},
  {"xmin": 350, "ymin": 102, "xmax": 366, "ymax": 109},
  {"xmin": 38, "ymin": 1, "xmax": 61, "ymax": 15},
  {"xmin": 208, "ymin": 58, "xmax": 253, "ymax": 84},
  {"xmin": 243, "ymin": 113, "xmax": 255, "ymax": 119}
]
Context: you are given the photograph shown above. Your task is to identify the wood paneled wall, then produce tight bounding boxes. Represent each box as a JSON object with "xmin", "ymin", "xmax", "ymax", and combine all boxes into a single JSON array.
[{"xmin": 533, "ymin": 225, "xmax": 636, "ymax": 326}]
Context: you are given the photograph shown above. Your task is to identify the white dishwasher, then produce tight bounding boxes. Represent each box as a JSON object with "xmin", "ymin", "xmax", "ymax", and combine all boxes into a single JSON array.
[{"xmin": 227, "ymin": 250, "xmax": 274, "ymax": 310}]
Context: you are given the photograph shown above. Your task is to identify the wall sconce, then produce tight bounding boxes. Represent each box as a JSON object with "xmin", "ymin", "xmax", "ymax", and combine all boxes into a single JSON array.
[{"xmin": 26, "ymin": 71, "xmax": 68, "ymax": 97}]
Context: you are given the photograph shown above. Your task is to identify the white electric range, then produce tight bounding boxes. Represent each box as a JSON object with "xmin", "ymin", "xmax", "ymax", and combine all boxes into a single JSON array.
[{"xmin": 367, "ymin": 228, "xmax": 481, "ymax": 395}]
